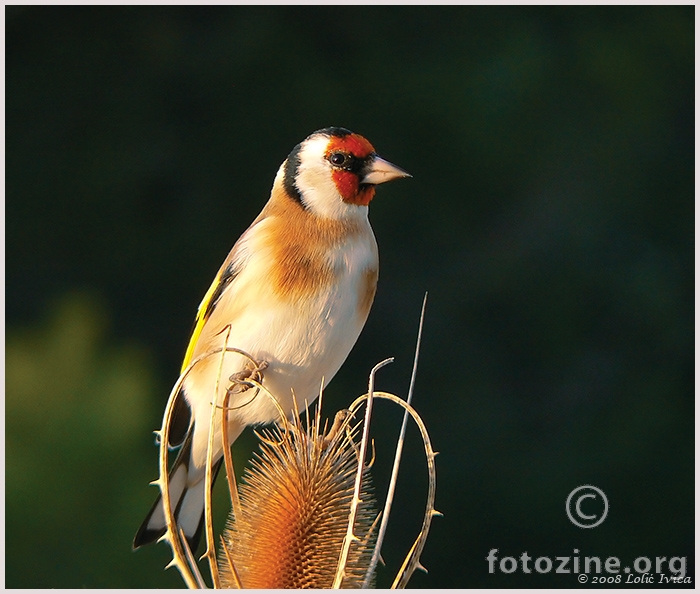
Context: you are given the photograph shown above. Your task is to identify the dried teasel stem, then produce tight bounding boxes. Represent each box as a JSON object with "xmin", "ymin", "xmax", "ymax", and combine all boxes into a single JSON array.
[
  {"xmin": 201, "ymin": 326, "xmax": 235, "ymax": 588},
  {"xmin": 221, "ymin": 381, "xmax": 243, "ymax": 536},
  {"xmin": 220, "ymin": 456, "xmax": 241, "ymax": 543},
  {"xmin": 347, "ymin": 391, "xmax": 440, "ymax": 589},
  {"xmin": 157, "ymin": 356, "xmax": 206, "ymax": 587},
  {"xmin": 332, "ymin": 357, "xmax": 394, "ymax": 588}
]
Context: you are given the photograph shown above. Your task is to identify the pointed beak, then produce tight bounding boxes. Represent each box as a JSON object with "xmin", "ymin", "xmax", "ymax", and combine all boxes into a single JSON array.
[{"xmin": 361, "ymin": 155, "xmax": 412, "ymax": 185}]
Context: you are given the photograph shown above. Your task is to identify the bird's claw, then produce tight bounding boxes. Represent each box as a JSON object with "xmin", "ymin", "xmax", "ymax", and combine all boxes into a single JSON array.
[{"xmin": 228, "ymin": 359, "xmax": 269, "ymax": 394}]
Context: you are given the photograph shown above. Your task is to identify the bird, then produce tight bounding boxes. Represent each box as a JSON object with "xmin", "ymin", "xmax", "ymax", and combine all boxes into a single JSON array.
[{"xmin": 133, "ymin": 127, "xmax": 410, "ymax": 551}]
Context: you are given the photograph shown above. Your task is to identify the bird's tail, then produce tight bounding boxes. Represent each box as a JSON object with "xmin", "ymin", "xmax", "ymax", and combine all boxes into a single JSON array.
[{"xmin": 133, "ymin": 431, "xmax": 222, "ymax": 552}]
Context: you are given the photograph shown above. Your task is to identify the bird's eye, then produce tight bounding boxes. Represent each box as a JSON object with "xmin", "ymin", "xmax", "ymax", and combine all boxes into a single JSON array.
[{"xmin": 329, "ymin": 152, "xmax": 348, "ymax": 166}]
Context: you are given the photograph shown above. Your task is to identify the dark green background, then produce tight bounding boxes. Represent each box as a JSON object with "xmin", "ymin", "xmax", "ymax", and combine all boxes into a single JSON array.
[{"xmin": 6, "ymin": 6, "xmax": 694, "ymax": 588}]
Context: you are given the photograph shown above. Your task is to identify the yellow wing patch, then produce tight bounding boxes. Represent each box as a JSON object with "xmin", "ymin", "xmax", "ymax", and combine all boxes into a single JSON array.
[
  {"xmin": 181, "ymin": 273, "xmax": 221, "ymax": 373},
  {"xmin": 181, "ymin": 260, "xmax": 239, "ymax": 373}
]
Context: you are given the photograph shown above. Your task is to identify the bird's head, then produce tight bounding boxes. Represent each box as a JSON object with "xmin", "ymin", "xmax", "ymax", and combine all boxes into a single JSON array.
[{"xmin": 281, "ymin": 127, "xmax": 411, "ymax": 220}]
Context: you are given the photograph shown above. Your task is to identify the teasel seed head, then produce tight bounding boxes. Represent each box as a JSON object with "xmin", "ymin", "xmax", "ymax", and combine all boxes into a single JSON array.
[{"xmin": 218, "ymin": 410, "xmax": 378, "ymax": 589}]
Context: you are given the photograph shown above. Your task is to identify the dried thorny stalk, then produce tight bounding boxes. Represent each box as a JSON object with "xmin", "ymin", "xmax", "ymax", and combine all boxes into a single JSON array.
[
  {"xmin": 331, "ymin": 357, "xmax": 392, "ymax": 588},
  {"xmin": 349, "ymin": 391, "xmax": 440, "ymax": 589},
  {"xmin": 151, "ymin": 298, "xmax": 438, "ymax": 588}
]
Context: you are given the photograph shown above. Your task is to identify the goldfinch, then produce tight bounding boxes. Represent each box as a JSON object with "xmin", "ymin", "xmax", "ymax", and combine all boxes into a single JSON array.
[{"xmin": 133, "ymin": 127, "xmax": 410, "ymax": 551}]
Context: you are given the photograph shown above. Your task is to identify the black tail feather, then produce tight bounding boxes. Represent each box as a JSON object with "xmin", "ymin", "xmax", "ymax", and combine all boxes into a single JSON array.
[
  {"xmin": 133, "ymin": 432, "xmax": 223, "ymax": 553},
  {"xmin": 133, "ymin": 431, "xmax": 193, "ymax": 550}
]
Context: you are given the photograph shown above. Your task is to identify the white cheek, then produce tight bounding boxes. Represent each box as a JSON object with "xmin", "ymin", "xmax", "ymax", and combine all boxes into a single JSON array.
[
  {"xmin": 295, "ymin": 136, "xmax": 367, "ymax": 221},
  {"xmin": 297, "ymin": 162, "xmax": 338, "ymax": 210}
]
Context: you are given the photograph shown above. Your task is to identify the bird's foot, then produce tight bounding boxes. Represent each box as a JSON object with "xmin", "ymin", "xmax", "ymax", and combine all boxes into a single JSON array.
[{"xmin": 228, "ymin": 359, "xmax": 269, "ymax": 394}]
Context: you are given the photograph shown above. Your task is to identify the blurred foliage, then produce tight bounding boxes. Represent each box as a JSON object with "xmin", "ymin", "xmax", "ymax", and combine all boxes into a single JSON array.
[
  {"xmin": 5, "ymin": 293, "xmax": 180, "ymax": 587},
  {"xmin": 6, "ymin": 5, "xmax": 693, "ymax": 588}
]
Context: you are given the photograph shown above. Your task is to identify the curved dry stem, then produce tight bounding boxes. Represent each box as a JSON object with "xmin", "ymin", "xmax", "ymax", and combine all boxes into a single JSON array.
[
  {"xmin": 347, "ymin": 391, "xmax": 439, "ymax": 589},
  {"xmin": 201, "ymin": 326, "xmax": 236, "ymax": 588},
  {"xmin": 332, "ymin": 358, "xmax": 394, "ymax": 589},
  {"xmin": 157, "ymin": 360, "xmax": 203, "ymax": 588},
  {"xmin": 218, "ymin": 348, "xmax": 269, "ymax": 532},
  {"xmin": 221, "ymin": 390, "xmax": 243, "ymax": 535}
]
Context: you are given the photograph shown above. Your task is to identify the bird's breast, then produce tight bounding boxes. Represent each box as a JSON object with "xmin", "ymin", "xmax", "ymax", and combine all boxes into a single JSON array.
[{"xmin": 185, "ymin": 215, "xmax": 378, "ymax": 428}]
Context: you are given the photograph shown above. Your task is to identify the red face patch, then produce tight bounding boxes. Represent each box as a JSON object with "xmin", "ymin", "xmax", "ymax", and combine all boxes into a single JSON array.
[
  {"xmin": 327, "ymin": 133, "xmax": 377, "ymax": 205},
  {"xmin": 331, "ymin": 170, "xmax": 376, "ymax": 205}
]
